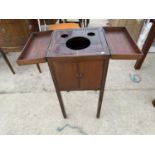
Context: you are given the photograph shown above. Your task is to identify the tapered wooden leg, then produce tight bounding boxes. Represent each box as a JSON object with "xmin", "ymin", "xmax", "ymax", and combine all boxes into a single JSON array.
[
  {"xmin": 0, "ymin": 50, "xmax": 15, "ymax": 74},
  {"xmin": 134, "ymin": 21, "xmax": 155, "ymax": 70},
  {"xmin": 96, "ymin": 58, "xmax": 109, "ymax": 118},
  {"xmin": 47, "ymin": 60, "xmax": 67, "ymax": 118},
  {"xmin": 36, "ymin": 64, "xmax": 42, "ymax": 73},
  {"xmin": 96, "ymin": 89, "xmax": 105, "ymax": 118},
  {"xmin": 55, "ymin": 90, "xmax": 67, "ymax": 118}
]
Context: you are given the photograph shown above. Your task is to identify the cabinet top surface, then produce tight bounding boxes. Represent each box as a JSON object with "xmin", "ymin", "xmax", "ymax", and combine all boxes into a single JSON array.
[{"xmin": 47, "ymin": 27, "xmax": 110, "ymax": 58}]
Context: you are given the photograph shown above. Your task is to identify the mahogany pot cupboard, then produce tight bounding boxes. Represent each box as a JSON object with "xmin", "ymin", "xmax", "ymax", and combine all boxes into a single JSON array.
[{"xmin": 17, "ymin": 27, "xmax": 143, "ymax": 118}]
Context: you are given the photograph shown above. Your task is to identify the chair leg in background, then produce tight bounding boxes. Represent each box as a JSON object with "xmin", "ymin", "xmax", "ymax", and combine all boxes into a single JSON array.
[
  {"xmin": 36, "ymin": 64, "xmax": 42, "ymax": 73},
  {"xmin": 0, "ymin": 50, "xmax": 15, "ymax": 74}
]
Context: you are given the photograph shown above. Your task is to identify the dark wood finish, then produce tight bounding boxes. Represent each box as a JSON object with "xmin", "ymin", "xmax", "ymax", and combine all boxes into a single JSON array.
[
  {"xmin": 17, "ymin": 27, "xmax": 143, "ymax": 118},
  {"xmin": 36, "ymin": 64, "xmax": 42, "ymax": 73},
  {"xmin": 47, "ymin": 28, "xmax": 109, "ymax": 58},
  {"xmin": 17, "ymin": 31, "xmax": 52, "ymax": 65},
  {"xmin": 104, "ymin": 27, "xmax": 143, "ymax": 59},
  {"xmin": 52, "ymin": 61, "xmax": 79, "ymax": 90},
  {"xmin": 96, "ymin": 57, "xmax": 109, "ymax": 118},
  {"xmin": 0, "ymin": 49, "xmax": 15, "ymax": 74},
  {"xmin": 0, "ymin": 19, "xmax": 41, "ymax": 73},
  {"xmin": 47, "ymin": 60, "xmax": 67, "ymax": 118},
  {"xmin": 79, "ymin": 60, "xmax": 104, "ymax": 90},
  {"xmin": 134, "ymin": 20, "xmax": 155, "ymax": 69},
  {"xmin": 47, "ymin": 28, "xmax": 110, "ymax": 118},
  {"xmin": 17, "ymin": 27, "xmax": 143, "ymax": 64},
  {"xmin": 135, "ymin": 20, "xmax": 155, "ymax": 107},
  {"xmin": 40, "ymin": 19, "xmax": 57, "ymax": 25},
  {"xmin": 50, "ymin": 59, "xmax": 106, "ymax": 91}
]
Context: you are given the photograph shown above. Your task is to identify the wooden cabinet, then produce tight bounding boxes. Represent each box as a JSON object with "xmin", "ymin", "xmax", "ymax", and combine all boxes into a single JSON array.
[
  {"xmin": 49, "ymin": 59, "xmax": 105, "ymax": 90},
  {"xmin": 17, "ymin": 27, "xmax": 143, "ymax": 119}
]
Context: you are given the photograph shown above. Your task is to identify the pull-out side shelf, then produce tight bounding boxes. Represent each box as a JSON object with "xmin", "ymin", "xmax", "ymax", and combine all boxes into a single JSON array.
[
  {"xmin": 17, "ymin": 27, "xmax": 143, "ymax": 65},
  {"xmin": 17, "ymin": 30, "xmax": 52, "ymax": 65},
  {"xmin": 103, "ymin": 27, "xmax": 143, "ymax": 60}
]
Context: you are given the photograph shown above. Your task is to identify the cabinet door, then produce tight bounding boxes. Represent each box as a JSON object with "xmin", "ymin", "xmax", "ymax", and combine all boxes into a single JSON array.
[
  {"xmin": 52, "ymin": 61, "xmax": 79, "ymax": 90},
  {"xmin": 79, "ymin": 60, "xmax": 104, "ymax": 90}
]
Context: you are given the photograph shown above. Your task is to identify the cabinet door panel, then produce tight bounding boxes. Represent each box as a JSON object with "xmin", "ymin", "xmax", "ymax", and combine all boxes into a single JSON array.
[
  {"xmin": 79, "ymin": 60, "xmax": 103, "ymax": 90},
  {"xmin": 53, "ymin": 61, "xmax": 79, "ymax": 90}
]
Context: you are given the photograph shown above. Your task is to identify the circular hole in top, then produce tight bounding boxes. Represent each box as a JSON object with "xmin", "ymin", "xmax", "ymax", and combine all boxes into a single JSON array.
[
  {"xmin": 61, "ymin": 34, "xmax": 68, "ymax": 38},
  {"xmin": 66, "ymin": 37, "xmax": 90, "ymax": 50},
  {"xmin": 87, "ymin": 32, "xmax": 95, "ymax": 36}
]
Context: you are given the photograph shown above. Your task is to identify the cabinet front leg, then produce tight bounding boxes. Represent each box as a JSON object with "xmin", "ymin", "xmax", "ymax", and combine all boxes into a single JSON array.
[
  {"xmin": 96, "ymin": 89, "xmax": 104, "ymax": 118},
  {"xmin": 56, "ymin": 90, "xmax": 67, "ymax": 119},
  {"xmin": 47, "ymin": 60, "xmax": 67, "ymax": 119},
  {"xmin": 96, "ymin": 58, "xmax": 109, "ymax": 118}
]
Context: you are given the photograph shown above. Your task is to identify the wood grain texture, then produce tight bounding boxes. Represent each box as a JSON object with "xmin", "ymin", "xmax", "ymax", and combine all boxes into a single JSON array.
[
  {"xmin": 108, "ymin": 19, "xmax": 144, "ymax": 42},
  {"xmin": 17, "ymin": 27, "xmax": 143, "ymax": 65},
  {"xmin": 16, "ymin": 27, "xmax": 143, "ymax": 118},
  {"xmin": 52, "ymin": 61, "xmax": 79, "ymax": 90},
  {"xmin": 79, "ymin": 60, "xmax": 104, "ymax": 90},
  {"xmin": 17, "ymin": 31, "xmax": 52, "ymax": 65},
  {"xmin": 0, "ymin": 19, "xmax": 39, "ymax": 52},
  {"xmin": 47, "ymin": 27, "xmax": 110, "ymax": 58},
  {"xmin": 104, "ymin": 27, "xmax": 143, "ymax": 59}
]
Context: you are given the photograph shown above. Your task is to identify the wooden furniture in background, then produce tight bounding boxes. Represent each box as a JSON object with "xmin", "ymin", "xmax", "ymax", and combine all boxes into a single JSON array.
[
  {"xmin": 17, "ymin": 27, "xmax": 142, "ymax": 118},
  {"xmin": 0, "ymin": 19, "xmax": 41, "ymax": 73},
  {"xmin": 134, "ymin": 20, "xmax": 155, "ymax": 69},
  {"xmin": 0, "ymin": 49, "xmax": 15, "ymax": 74},
  {"xmin": 0, "ymin": 19, "xmax": 39, "ymax": 51},
  {"xmin": 132, "ymin": 19, "xmax": 155, "ymax": 107}
]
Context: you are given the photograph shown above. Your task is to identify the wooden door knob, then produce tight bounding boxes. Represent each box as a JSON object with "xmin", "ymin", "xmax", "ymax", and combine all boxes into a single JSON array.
[{"xmin": 76, "ymin": 73, "xmax": 84, "ymax": 79}]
